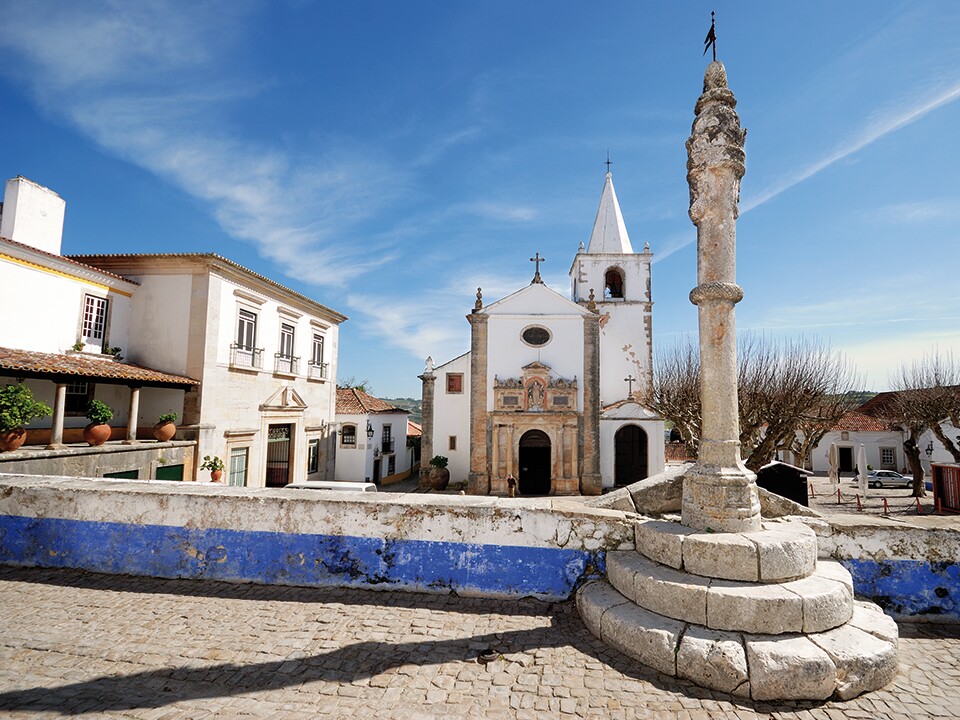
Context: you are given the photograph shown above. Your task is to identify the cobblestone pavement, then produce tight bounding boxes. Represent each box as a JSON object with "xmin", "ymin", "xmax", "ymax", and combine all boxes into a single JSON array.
[{"xmin": 1, "ymin": 567, "xmax": 958, "ymax": 719}]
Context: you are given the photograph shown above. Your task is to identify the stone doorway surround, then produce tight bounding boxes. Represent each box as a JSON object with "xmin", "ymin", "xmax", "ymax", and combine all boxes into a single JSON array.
[
  {"xmin": 614, "ymin": 424, "xmax": 648, "ymax": 486},
  {"xmin": 518, "ymin": 429, "xmax": 551, "ymax": 495},
  {"xmin": 488, "ymin": 412, "xmax": 581, "ymax": 495}
]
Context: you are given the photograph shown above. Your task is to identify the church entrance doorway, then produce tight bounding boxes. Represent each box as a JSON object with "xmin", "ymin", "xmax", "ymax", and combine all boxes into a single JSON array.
[
  {"xmin": 615, "ymin": 425, "xmax": 648, "ymax": 486},
  {"xmin": 518, "ymin": 429, "xmax": 551, "ymax": 496}
]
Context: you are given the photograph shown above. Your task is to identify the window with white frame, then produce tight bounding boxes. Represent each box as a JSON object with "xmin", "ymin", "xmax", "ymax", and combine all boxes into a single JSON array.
[
  {"xmin": 340, "ymin": 424, "xmax": 356, "ymax": 447},
  {"xmin": 880, "ymin": 447, "xmax": 896, "ymax": 469},
  {"xmin": 228, "ymin": 447, "xmax": 249, "ymax": 487},
  {"xmin": 81, "ymin": 295, "xmax": 108, "ymax": 346},
  {"xmin": 237, "ymin": 309, "xmax": 257, "ymax": 349},
  {"xmin": 279, "ymin": 323, "xmax": 295, "ymax": 358},
  {"xmin": 312, "ymin": 334, "xmax": 325, "ymax": 364},
  {"xmin": 65, "ymin": 381, "xmax": 94, "ymax": 415}
]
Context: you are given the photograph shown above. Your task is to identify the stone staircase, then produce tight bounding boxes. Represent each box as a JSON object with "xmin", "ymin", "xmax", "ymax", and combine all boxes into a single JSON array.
[{"xmin": 577, "ymin": 517, "xmax": 899, "ymax": 701}]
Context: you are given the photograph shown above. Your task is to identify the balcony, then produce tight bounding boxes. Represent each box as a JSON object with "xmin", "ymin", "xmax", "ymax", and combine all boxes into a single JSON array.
[
  {"xmin": 308, "ymin": 361, "xmax": 329, "ymax": 381},
  {"xmin": 381, "ymin": 439, "xmax": 395, "ymax": 454},
  {"xmin": 230, "ymin": 343, "xmax": 263, "ymax": 369},
  {"xmin": 274, "ymin": 353, "xmax": 299, "ymax": 375}
]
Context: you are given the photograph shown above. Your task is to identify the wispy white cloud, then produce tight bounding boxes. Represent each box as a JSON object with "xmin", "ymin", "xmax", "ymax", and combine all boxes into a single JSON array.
[
  {"xmin": 862, "ymin": 199, "xmax": 960, "ymax": 224},
  {"xmin": 741, "ymin": 80, "xmax": 960, "ymax": 213},
  {"xmin": 0, "ymin": 1, "xmax": 413, "ymax": 287}
]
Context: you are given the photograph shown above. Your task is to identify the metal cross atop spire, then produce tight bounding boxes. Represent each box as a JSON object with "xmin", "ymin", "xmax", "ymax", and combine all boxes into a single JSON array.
[
  {"xmin": 703, "ymin": 11, "xmax": 717, "ymax": 61},
  {"xmin": 624, "ymin": 375, "xmax": 636, "ymax": 397},
  {"xmin": 605, "ymin": 150, "xmax": 612, "ymax": 174},
  {"xmin": 530, "ymin": 252, "xmax": 546, "ymax": 284}
]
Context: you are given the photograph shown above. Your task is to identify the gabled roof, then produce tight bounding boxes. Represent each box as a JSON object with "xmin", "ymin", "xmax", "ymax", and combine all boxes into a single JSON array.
[
  {"xmin": 336, "ymin": 387, "xmax": 408, "ymax": 415},
  {"xmin": 480, "ymin": 280, "xmax": 594, "ymax": 317},
  {"xmin": 407, "ymin": 420, "xmax": 422, "ymax": 437},
  {"xmin": 0, "ymin": 346, "xmax": 198, "ymax": 388},
  {"xmin": 586, "ymin": 172, "xmax": 633, "ymax": 254}
]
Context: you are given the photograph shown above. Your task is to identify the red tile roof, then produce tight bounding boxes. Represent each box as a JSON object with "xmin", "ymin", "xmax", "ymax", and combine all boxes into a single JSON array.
[
  {"xmin": 407, "ymin": 420, "xmax": 422, "ymax": 437},
  {"xmin": 336, "ymin": 388, "xmax": 408, "ymax": 415},
  {"xmin": 831, "ymin": 411, "xmax": 891, "ymax": 432},
  {"xmin": 0, "ymin": 347, "xmax": 199, "ymax": 388}
]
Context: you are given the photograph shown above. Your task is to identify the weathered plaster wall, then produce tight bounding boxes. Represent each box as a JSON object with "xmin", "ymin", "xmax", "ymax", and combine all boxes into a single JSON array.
[
  {"xmin": 805, "ymin": 515, "xmax": 960, "ymax": 621},
  {"xmin": 0, "ymin": 443, "xmax": 195, "ymax": 480},
  {"xmin": 431, "ymin": 353, "xmax": 471, "ymax": 484},
  {"xmin": 0, "ymin": 475, "xmax": 634, "ymax": 600}
]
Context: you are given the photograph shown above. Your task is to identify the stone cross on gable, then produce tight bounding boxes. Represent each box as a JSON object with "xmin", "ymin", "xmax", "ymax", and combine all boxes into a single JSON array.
[
  {"xmin": 530, "ymin": 252, "xmax": 546, "ymax": 284},
  {"xmin": 624, "ymin": 375, "xmax": 636, "ymax": 397}
]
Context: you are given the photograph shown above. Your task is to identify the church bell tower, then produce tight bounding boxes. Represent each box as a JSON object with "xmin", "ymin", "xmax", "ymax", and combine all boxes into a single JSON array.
[{"xmin": 569, "ymin": 171, "xmax": 654, "ymax": 407}]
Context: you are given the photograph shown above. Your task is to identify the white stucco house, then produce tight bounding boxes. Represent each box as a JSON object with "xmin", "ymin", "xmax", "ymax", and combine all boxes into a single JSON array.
[
  {"xmin": 807, "ymin": 411, "xmax": 906, "ymax": 475},
  {"xmin": 419, "ymin": 171, "xmax": 665, "ymax": 496},
  {"xmin": 0, "ymin": 175, "xmax": 346, "ymax": 486},
  {"xmin": 335, "ymin": 388, "xmax": 410, "ymax": 485}
]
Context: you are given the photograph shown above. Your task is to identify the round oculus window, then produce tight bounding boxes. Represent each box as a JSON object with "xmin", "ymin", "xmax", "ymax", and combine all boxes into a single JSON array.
[{"xmin": 521, "ymin": 326, "xmax": 551, "ymax": 347}]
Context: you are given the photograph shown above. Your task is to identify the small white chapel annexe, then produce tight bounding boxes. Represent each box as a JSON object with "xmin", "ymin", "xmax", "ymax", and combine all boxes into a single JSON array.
[{"xmin": 420, "ymin": 172, "xmax": 665, "ymax": 496}]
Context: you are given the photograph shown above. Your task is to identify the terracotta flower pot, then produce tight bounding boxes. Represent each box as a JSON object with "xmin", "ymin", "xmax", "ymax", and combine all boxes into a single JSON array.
[
  {"xmin": 0, "ymin": 428, "xmax": 26, "ymax": 453},
  {"xmin": 428, "ymin": 466, "xmax": 450, "ymax": 491},
  {"xmin": 83, "ymin": 423, "xmax": 111, "ymax": 447},
  {"xmin": 152, "ymin": 421, "xmax": 176, "ymax": 442},
  {"xmin": 210, "ymin": 469, "xmax": 223, "ymax": 482}
]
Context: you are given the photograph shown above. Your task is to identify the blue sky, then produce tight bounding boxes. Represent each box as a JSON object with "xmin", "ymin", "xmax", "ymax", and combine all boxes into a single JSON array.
[{"xmin": 1, "ymin": 2, "xmax": 958, "ymax": 398}]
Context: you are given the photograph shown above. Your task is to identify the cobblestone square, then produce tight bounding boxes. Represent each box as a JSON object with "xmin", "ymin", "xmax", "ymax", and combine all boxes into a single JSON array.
[{"xmin": 0, "ymin": 566, "xmax": 957, "ymax": 719}]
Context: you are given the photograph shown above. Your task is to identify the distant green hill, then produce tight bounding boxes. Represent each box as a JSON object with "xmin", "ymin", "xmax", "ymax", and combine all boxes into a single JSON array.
[{"xmin": 384, "ymin": 397, "xmax": 422, "ymax": 424}]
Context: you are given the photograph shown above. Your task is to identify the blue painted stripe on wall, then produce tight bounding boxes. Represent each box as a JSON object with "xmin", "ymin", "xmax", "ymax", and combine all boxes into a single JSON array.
[
  {"xmin": 842, "ymin": 558, "xmax": 960, "ymax": 620},
  {"xmin": 0, "ymin": 515, "xmax": 605, "ymax": 600}
]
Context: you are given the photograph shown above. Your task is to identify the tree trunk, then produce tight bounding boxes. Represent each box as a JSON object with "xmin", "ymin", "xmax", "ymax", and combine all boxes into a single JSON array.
[
  {"xmin": 930, "ymin": 423, "xmax": 960, "ymax": 464},
  {"xmin": 903, "ymin": 431, "xmax": 926, "ymax": 498}
]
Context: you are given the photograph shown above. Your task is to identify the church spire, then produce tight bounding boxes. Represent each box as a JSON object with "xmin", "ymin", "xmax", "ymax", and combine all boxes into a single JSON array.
[{"xmin": 586, "ymin": 168, "xmax": 633, "ymax": 254}]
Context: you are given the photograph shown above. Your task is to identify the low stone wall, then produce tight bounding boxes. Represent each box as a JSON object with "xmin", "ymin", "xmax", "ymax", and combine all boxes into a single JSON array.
[
  {"xmin": 0, "ymin": 474, "xmax": 956, "ymax": 617},
  {"xmin": 805, "ymin": 515, "xmax": 960, "ymax": 622},
  {"xmin": 0, "ymin": 442, "xmax": 196, "ymax": 480},
  {"xmin": 0, "ymin": 474, "xmax": 634, "ymax": 601}
]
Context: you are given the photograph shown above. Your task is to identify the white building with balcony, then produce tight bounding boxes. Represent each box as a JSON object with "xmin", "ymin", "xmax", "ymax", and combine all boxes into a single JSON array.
[
  {"xmin": 0, "ymin": 175, "xmax": 346, "ymax": 487},
  {"xmin": 335, "ymin": 388, "xmax": 411, "ymax": 485}
]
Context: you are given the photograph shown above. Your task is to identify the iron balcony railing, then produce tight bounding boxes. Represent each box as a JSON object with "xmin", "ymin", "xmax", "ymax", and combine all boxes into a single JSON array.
[
  {"xmin": 308, "ymin": 361, "xmax": 329, "ymax": 380},
  {"xmin": 230, "ymin": 343, "xmax": 263, "ymax": 369},
  {"xmin": 381, "ymin": 439, "xmax": 395, "ymax": 454},
  {"xmin": 274, "ymin": 353, "xmax": 300, "ymax": 375}
]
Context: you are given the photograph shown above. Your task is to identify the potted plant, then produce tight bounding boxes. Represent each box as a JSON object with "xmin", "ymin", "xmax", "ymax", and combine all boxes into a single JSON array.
[
  {"xmin": 152, "ymin": 411, "xmax": 178, "ymax": 442},
  {"xmin": 200, "ymin": 454, "xmax": 225, "ymax": 482},
  {"xmin": 0, "ymin": 383, "xmax": 52, "ymax": 452},
  {"xmin": 427, "ymin": 455, "xmax": 450, "ymax": 491},
  {"xmin": 83, "ymin": 399, "xmax": 114, "ymax": 447}
]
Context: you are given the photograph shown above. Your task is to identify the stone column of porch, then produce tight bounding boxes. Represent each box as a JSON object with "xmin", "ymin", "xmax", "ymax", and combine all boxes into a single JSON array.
[
  {"xmin": 580, "ymin": 312, "xmax": 602, "ymax": 495},
  {"xmin": 46, "ymin": 383, "xmax": 67, "ymax": 449},
  {"xmin": 417, "ymin": 368, "xmax": 436, "ymax": 488},
  {"xmin": 123, "ymin": 386, "xmax": 141, "ymax": 445},
  {"xmin": 467, "ymin": 313, "xmax": 490, "ymax": 495},
  {"xmin": 682, "ymin": 61, "xmax": 761, "ymax": 533}
]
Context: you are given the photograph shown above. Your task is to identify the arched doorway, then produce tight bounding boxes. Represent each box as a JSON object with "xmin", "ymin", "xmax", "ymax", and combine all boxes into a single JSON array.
[
  {"xmin": 518, "ymin": 429, "xmax": 551, "ymax": 495},
  {"xmin": 615, "ymin": 425, "xmax": 648, "ymax": 486}
]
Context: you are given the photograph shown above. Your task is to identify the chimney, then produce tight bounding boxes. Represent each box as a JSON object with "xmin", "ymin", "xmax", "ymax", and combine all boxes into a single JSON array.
[{"xmin": 0, "ymin": 176, "xmax": 66, "ymax": 255}]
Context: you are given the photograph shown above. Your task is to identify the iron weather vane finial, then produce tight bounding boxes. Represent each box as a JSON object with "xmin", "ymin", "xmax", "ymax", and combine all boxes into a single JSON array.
[{"xmin": 703, "ymin": 11, "xmax": 717, "ymax": 62}]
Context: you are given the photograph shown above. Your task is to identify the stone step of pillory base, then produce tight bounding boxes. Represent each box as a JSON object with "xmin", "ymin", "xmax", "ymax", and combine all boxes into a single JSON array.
[
  {"xmin": 576, "ymin": 580, "xmax": 899, "ymax": 701},
  {"xmin": 634, "ymin": 518, "xmax": 818, "ymax": 583},
  {"xmin": 607, "ymin": 551, "xmax": 853, "ymax": 634}
]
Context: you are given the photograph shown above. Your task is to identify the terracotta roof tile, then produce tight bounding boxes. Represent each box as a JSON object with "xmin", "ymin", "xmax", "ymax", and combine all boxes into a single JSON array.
[
  {"xmin": 0, "ymin": 346, "xmax": 199, "ymax": 387},
  {"xmin": 831, "ymin": 411, "xmax": 891, "ymax": 432},
  {"xmin": 1, "ymin": 236, "xmax": 137, "ymax": 285},
  {"xmin": 407, "ymin": 420, "xmax": 422, "ymax": 437},
  {"xmin": 336, "ymin": 388, "xmax": 408, "ymax": 415}
]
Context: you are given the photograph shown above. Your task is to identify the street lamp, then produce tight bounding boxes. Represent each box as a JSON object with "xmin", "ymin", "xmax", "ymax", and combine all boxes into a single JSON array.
[
  {"xmin": 925, "ymin": 441, "xmax": 934, "ymax": 458},
  {"xmin": 366, "ymin": 420, "xmax": 375, "ymax": 440}
]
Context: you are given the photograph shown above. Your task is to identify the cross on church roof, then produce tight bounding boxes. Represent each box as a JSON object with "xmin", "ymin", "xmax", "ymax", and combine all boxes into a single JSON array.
[
  {"xmin": 530, "ymin": 252, "xmax": 546, "ymax": 284},
  {"xmin": 624, "ymin": 375, "xmax": 636, "ymax": 397},
  {"xmin": 605, "ymin": 150, "xmax": 612, "ymax": 174}
]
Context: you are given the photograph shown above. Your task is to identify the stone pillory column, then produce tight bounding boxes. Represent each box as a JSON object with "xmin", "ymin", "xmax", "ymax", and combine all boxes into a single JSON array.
[
  {"xmin": 467, "ymin": 312, "xmax": 490, "ymax": 495},
  {"xmin": 580, "ymin": 310, "xmax": 602, "ymax": 495},
  {"xmin": 417, "ymin": 361, "xmax": 436, "ymax": 489},
  {"xmin": 682, "ymin": 61, "xmax": 760, "ymax": 533}
]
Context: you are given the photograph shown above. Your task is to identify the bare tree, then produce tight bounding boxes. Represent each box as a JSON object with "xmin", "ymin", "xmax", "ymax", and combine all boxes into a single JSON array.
[
  {"xmin": 337, "ymin": 376, "xmax": 373, "ymax": 393},
  {"xmin": 651, "ymin": 336, "xmax": 859, "ymax": 472},
  {"xmin": 891, "ymin": 351, "xmax": 960, "ymax": 468}
]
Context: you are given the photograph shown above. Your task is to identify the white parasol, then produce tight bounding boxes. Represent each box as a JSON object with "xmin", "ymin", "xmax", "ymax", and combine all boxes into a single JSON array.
[
  {"xmin": 828, "ymin": 442, "xmax": 840, "ymax": 494},
  {"xmin": 858, "ymin": 444, "xmax": 868, "ymax": 496}
]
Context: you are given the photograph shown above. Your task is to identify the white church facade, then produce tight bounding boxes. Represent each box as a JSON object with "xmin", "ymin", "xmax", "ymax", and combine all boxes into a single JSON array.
[{"xmin": 419, "ymin": 172, "xmax": 664, "ymax": 496}]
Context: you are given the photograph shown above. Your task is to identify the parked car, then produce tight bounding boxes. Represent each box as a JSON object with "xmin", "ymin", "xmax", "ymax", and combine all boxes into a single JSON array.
[
  {"xmin": 285, "ymin": 481, "xmax": 377, "ymax": 493},
  {"xmin": 867, "ymin": 470, "xmax": 913, "ymax": 489}
]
